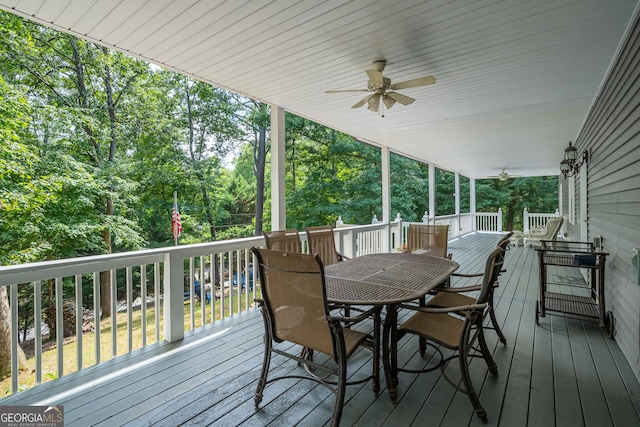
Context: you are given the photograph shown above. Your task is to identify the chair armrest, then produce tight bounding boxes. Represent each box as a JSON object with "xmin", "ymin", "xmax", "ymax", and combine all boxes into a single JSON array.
[
  {"xmin": 452, "ymin": 271, "xmax": 484, "ymax": 278},
  {"xmin": 400, "ymin": 302, "xmax": 487, "ymax": 314},
  {"xmin": 337, "ymin": 252, "xmax": 351, "ymax": 261},
  {"xmin": 435, "ymin": 284, "xmax": 482, "ymax": 293},
  {"xmin": 527, "ymin": 228, "xmax": 547, "ymax": 237},
  {"xmin": 327, "ymin": 306, "xmax": 380, "ymax": 325}
]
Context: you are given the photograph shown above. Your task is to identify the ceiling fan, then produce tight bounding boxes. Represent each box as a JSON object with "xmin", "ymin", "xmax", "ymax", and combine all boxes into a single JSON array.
[
  {"xmin": 487, "ymin": 169, "xmax": 524, "ymax": 181},
  {"xmin": 325, "ymin": 60, "xmax": 436, "ymax": 116}
]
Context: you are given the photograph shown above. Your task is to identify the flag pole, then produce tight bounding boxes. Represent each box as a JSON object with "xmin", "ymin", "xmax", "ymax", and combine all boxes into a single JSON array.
[
  {"xmin": 172, "ymin": 191, "xmax": 182, "ymax": 246},
  {"xmin": 173, "ymin": 191, "xmax": 178, "ymax": 246}
]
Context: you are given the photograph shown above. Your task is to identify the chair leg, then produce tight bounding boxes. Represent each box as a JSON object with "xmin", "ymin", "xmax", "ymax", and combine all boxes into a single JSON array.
[
  {"xmin": 488, "ymin": 304, "xmax": 507, "ymax": 345},
  {"xmin": 476, "ymin": 322, "xmax": 498, "ymax": 376},
  {"xmin": 255, "ymin": 332, "xmax": 272, "ymax": 408},
  {"xmin": 331, "ymin": 343, "xmax": 348, "ymax": 426},
  {"xmin": 459, "ymin": 337, "xmax": 487, "ymax": 422}
]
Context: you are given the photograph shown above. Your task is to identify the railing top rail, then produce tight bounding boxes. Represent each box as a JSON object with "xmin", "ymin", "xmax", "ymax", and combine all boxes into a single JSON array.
[{"xmin": 0, "ymin": 235, "xmax": 264, "ymax": 286}]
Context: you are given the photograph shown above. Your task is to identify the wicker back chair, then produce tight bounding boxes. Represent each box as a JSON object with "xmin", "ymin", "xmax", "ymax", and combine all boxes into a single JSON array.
[
  {"xmin": 251, "ymin": 247, "xmax": 380, "ymax": 426},
  {"xmin": 428, "ymin": 232, "xmax": 513, "ymax": 345},
  {"xmin": 262, "ymin": 228, "xmax": 302, "ymax": 252},
  {"xmin": 524, "ymin": 216, "xmax": 564, "ymax": 247},
  {"xmin": 304, "ymin": 225, "xmax": 350, "ymax": 266},
  {"xmin": 406, "ymin": 224, "xmax": 451, "ymax": 259},
  {"xmin": 396, "ymin": 245, "xmax": 505, "ymax": 422}
]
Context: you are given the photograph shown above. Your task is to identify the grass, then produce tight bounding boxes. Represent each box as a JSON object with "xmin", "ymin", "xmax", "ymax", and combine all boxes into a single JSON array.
[{"xmin": 1, "ymin": 289, "xmax": 259, "ymax": 397}]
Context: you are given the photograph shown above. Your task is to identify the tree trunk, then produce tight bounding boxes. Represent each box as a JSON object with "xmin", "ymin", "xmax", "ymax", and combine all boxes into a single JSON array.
[
  {"xmin": 253, "ymin": 103, "xmax": 268, "ymax": 236},
  {"xmin": 254, "ymin": 124, "xmax": 267, "ymax": 236},
  {"xmin": 506, "ymin": 204, "xmax": 515, "ymax": 231},
  {"xmin": 0, "ymin": 285, "xmax": 28, "ymax": 380},
  {"xmin": 99, "ymin": 46, "xmax": 119, "ymax": 319}
]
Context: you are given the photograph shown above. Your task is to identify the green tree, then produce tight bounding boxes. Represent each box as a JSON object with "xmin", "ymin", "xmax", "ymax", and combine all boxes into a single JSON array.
[
  {"xmin": 390, "ymin": 153, "xmax": 429, "ymax": 222},
  {"xmin": 285, "ymin": 117, "xmax": 381, "ymax": 228},
  {"xmin": 476, "ymin": 176, "xmax": 558, "ymax": 230},
  {"xmin": 0, "ymin": 75, "xmax": 34, "ymax": 378}
]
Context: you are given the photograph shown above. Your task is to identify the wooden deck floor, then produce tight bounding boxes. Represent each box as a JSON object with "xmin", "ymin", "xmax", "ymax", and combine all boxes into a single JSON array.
[{"xmin": 3, "ymin": 233, "xmax": 640, "ymax": 426}]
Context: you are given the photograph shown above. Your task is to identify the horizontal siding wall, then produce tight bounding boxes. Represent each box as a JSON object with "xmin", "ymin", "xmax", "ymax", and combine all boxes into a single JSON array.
[{"xmin": 564, "ymin": 7, "xmax": 640, "ymax": 382}]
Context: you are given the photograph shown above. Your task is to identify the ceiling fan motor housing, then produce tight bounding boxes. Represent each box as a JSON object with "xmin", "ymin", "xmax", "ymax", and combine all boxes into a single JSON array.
[{"xmin": 368, "ymin": 77, "xmax": 391, "ymax": 91}]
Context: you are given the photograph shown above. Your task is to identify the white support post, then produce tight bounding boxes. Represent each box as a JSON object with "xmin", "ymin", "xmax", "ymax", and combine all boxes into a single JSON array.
[
  {"xmin": 429, "ymin": 164, "xmax": 436, "ymax": 224},
  {"xmin": 497, "ymin": 208, "xmax": 503, "ymax": 232},
  {"xmin": 270, "ymin": 106, "xmax": 286, "ymax": 231},
  {"xmin": 454, "ymin": 172, "xmax": 461, "ymax": 237},
  {"xmin": 523, "ymin": 208, "xmax": 530, "ymax": 233},
  {"xmin": 381, "ymin": 147, "xmax": 391, "ymax": 223},
  {"xmin": 163, "ymin": 251, "xmax": 185, "ymax": 342},
  {"xmin": 470, "ymin": 178, "xmax": 477, "ymax": 231}
]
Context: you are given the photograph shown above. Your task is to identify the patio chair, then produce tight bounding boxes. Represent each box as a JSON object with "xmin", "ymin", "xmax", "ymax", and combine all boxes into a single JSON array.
[
  {"xmin": 405, "ymin": 224, "xmax": 451, "ymax": 259},
  {"xmin": 262, "ymin": 228, "xmax": 302, "ymax": 252},
  {"xmin": 304, "ymin": 225, "xmax": 350, "ymax": 266},
  {"xmin": 524, "ymin": 216, "xmax": 564, "ymax": 247},
  {"xmin": 426, "ymin": 232, "xmax": 513, "ymax": 345},
  {"xmin": 405, "ymin": 224, "xmax": 453, "ymax": 303},
  {"xmin": 251, "ymin": 247, "xmax": 380, "ymax": 427},
  {"xmin": 305, "ymin": 225, "xmax": 354, "ymax": 317},
  {"xmin": 395, "ymin": 245, "xmax": 504, "ymax": 422}
]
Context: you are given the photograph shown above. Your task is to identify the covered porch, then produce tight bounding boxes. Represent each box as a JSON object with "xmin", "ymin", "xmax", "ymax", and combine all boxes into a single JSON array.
[
  {"xmin": 0, "ymin": 1, "xmax": 639, "ymax": 424},
  {"xmin": 2, "ymin": 232, "xmax": 639, "ymax": 426}
]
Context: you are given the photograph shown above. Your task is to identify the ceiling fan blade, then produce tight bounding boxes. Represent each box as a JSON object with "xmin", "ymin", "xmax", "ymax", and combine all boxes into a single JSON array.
[
  {"xmin": 366, "ymin": 69, "xmax": 384, "ymax": 87},
  {"xmin": 326, "ymin": 89, "xmax": 369, "ymax": 93},
  {"xmin": 383, "ymin": 94, "xmax": 396, "ymax": 109},
  {"xmin": 352, "ymin": 94, "xmax": 373, "ymax": 108},
  {"xmin": 390, "ymin": 75, "xmax": 436, "ymax": 90},
  {"xmin": 387, "ymin": 91, "xmax": 415, "ymax": 105}
]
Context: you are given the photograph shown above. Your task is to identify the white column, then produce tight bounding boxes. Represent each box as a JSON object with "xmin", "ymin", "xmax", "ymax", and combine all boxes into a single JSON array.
[
  {"xmin": 381, "ymin": 147, "xmax": 391, "ymax": 223},
  {"xmin": 470, "ymin": 178, "xmax": 477, "ymax": 231},
  {"xmin": 163, "ymin": 251, "xmax": 185, "ymax": 342},
  {"xmin": 270, "ymin": 106, "xmax": 286, "ymax": 230},
  {"xmin": 429, "ymin": 164, "xmax": 436, "ymax": 224},
  {"xmin": 454, "ymin": 172, "xmax": 460, "ymax": 236}
]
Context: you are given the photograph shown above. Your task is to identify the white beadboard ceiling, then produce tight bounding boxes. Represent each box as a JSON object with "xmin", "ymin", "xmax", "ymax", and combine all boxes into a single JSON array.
[{"xmin": 1, "ymin": 0, "xmax": 637, "ymax": 179}]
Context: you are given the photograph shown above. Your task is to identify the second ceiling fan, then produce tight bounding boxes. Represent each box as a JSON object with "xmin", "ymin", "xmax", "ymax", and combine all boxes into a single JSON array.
[{"xmin": 326, "ymin": 60, "xmax": 436, "ymax": 115}]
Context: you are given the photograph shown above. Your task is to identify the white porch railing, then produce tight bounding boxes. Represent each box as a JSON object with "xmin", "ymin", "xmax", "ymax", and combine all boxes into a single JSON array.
[
  {"xmin": 523, "ymin": 208, "xmax": 561, "ymax": 233},
  {"xmin": 0, "ymin": 224, "xmax": 404, "ymax": 396},
  {"xmin": 475, "ymin": 209, "xmax": 503, "ymax": 232},
  {"xmin": 1, "ymin": 208, "xmax": 557, "ymax": 396}
]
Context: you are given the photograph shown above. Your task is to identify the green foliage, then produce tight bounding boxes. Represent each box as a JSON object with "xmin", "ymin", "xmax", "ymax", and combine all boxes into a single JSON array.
[
  {"xmin": 476, "ymin": 176, "xmax": 558, "ymax": 230},
  {"xmin": 0, "ymin": 9, "xmax": 559, "ymax": 263},
  {"xmin": 390, "ymin": 153, "xmax": 429, "ymax": 222},
  {"xmin": 282, "ymin": 117, "xmax": 382, "ymax": 229}
]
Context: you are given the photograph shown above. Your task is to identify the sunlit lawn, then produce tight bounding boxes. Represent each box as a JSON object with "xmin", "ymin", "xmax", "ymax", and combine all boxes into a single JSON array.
[{"xmin": 2, "ymin": 288, "xmax": 259, "ymax": 397}]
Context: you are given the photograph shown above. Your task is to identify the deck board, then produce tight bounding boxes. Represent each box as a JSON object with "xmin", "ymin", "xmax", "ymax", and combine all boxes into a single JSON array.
[{"xmin": 2, "ymin": 232, "xmax": 639, "ymax": 426}]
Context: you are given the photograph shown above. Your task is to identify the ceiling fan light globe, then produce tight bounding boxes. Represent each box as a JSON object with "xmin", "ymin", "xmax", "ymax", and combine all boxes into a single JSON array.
[{"xmin": 367, "ymin": 95, "xmax": 380, "ymax": 112}]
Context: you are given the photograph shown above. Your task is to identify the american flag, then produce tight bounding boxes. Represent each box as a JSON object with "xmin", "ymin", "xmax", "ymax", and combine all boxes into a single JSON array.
[{"xmin": 172, "ymin": 195, "xmax": 182, "ymax": 242}]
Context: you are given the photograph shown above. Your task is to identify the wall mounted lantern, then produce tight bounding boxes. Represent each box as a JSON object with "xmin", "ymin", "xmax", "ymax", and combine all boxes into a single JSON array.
[{"xmin": 560, "ymin": 141, "xmax": 588, "ymax": 178}]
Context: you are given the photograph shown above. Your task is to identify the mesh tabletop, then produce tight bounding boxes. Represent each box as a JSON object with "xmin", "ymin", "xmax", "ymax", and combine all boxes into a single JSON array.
[{"xmin": 324, "ymin": 253, "xmax": 459, "ymax": 305}]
